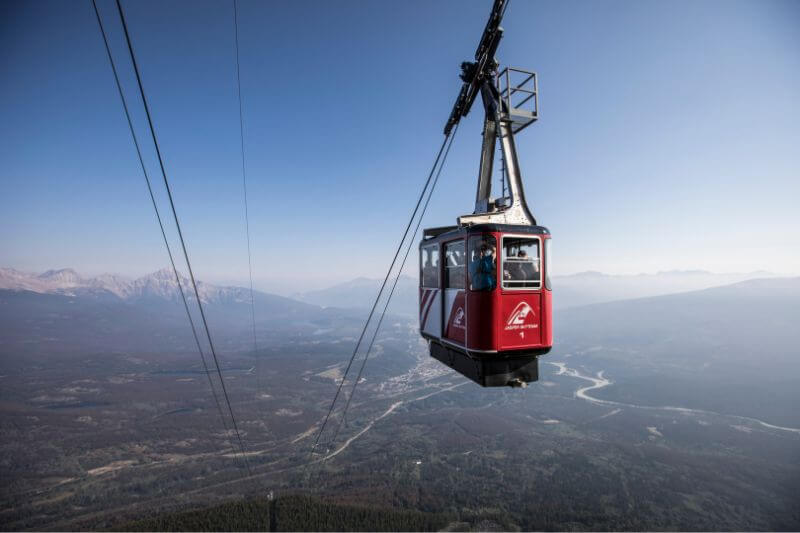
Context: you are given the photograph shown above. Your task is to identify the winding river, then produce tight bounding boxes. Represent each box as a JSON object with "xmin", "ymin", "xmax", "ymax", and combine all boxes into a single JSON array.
[{"xmin": 549, "ymin": 362, "xmax": 800, "ymax": 435}]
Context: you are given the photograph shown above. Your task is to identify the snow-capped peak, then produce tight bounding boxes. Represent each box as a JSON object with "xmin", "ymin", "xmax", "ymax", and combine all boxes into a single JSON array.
[
  {"xmin": 0, "ymin": 267, "xmax": 240, "ymax": 304},
  {"xmin": 37, "ymin": 268, "xmax": 83, "ymax": 287}
]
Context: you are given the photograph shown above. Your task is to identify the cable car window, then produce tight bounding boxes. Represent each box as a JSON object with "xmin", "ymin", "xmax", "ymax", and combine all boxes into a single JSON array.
[
  {"xmin": 544, "ymin": 239, "xmax": 552, "ymax": 291},
  {"xmin": 444, "ymin": 240, "xmax": 465, "ymax": 289},
  {"xmin": 468, "ymin": 235, "xmax": 497, "ymax": 291},
  {"xmin": 501, "ymin": 236, "xmax": 541, "ymax": 289},
  {"xmin": 420, "ymin": 244, "xmax": 439, "ymax": 288}
]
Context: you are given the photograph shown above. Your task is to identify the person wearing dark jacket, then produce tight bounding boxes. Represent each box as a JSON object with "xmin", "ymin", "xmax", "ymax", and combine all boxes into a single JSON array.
[
  {"xmin": 470, "ymin": 243, "xmax": 496, "ymax": 291},
  {"xmin": 517, "ymin": 249, "xmax": 539, "ymax": 281}
]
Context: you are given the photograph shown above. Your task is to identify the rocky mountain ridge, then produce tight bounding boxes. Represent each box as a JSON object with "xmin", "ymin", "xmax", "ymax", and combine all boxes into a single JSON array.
[{"xmin": 0, "ymin": 267, "xmax": 252, "ymax": 304}]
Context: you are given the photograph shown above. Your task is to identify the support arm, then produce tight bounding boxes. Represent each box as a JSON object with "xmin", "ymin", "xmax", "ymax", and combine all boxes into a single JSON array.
[{"xmin": 459, "ymin": 78, "xmax": 536, "ymax": 227}]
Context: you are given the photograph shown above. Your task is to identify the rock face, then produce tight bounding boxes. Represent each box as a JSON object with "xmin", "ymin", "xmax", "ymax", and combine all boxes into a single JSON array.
[
  {"xmin": 0, "ymin": 267, "xmax": 252, "ymax": 304},
  {"xmin": 0, "ymin": 267, "xmax": 324, "ymax": 356}
]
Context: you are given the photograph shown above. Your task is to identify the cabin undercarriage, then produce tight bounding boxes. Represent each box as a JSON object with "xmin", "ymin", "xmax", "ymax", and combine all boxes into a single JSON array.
[{"xmin": 427, "ymin": 337, "xmax": 549, "ymax": 387}]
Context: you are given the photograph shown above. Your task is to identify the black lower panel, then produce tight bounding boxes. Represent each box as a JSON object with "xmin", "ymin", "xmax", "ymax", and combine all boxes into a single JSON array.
[{"xmin": 428, "ymin": 340, "xmax": 546, "ymax": 387}]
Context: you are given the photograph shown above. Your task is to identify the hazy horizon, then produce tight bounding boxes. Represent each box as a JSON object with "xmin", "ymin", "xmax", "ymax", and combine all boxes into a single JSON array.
[{"xmin": 2, "ymin": 262, "xmax": 794, "ymax": 297}]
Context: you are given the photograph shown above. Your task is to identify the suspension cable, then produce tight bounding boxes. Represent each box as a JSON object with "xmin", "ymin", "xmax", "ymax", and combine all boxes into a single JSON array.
[
  {"xmin": 232, "ymin": 0, "xmax": 259, "ymax": 365},
  {"xmin": 114, "ymin": 0, "xmax": 251, "ymax": 475},
  {"xmin": 306, "ymin": 129, "xmax": 455, "ymax": 467},
  {"xmin": 231, "ymin": 6, "xmax": 267, "ymax": 523},
  {"xmin": 90, "ymin": 0, "xmax": 239, "ymax": 461},
  {"xmin": 326, "ymin": 122, "xmax": 460, "ymax": 453}
]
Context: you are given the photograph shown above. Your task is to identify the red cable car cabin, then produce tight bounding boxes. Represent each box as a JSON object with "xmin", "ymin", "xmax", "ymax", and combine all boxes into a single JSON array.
[
  {"xmin": 418, "ymin": 0, "xmax": 552, "ymax": 387},
  {"xmin": 419, "ymin": 224, "xmax": 552, "ymax": 387}
]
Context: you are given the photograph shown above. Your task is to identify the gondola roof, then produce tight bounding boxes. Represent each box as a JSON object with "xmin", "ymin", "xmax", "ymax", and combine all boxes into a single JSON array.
[{"xmin": 422, "ymin": 223, "xmax": 550, "ymax": 242}]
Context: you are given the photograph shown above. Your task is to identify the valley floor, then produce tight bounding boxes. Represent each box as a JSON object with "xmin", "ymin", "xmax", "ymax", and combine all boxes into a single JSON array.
[{"xmin": 2, "ymin": 321, "xmax": 799, "ymax": 531}]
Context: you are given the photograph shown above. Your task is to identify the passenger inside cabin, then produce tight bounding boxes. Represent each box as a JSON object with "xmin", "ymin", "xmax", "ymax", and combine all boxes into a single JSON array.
[
  {"xmin": 517, "ymin": 249, "xmax": 540, "ymax": 281},
  {"xmin": 503, "ymin": 243, "xmax": 541, "ymax": 285},
  {"xmin": 469, "ymin": 241, "xmax": 497, "ymax": 291},
  {"xmin": 503, "ymin": 251, "xmax": 520, "ymax": 280}
]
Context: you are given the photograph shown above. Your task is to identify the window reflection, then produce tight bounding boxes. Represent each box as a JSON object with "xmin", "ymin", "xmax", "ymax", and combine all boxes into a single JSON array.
[
  {"xmin": 444, "ymin": 241, "xmax": 465, "ymax": 289},
  {"xmin": 420, "ymin": 244, "xmax": 439, "ymax": 288},
  {"xmin": 502, "ymin": 237, "xmax": 541, "ymax": 289}
]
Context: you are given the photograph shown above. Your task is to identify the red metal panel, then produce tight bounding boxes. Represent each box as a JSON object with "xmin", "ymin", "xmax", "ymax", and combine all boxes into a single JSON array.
[
  {"xmin": 541, "ymin": 287, "xmax": 553, "ymax": 347},
  {"xmin": 466, "ymin": 289, "xmax": 495, "ymax": 351},
  {"xmin": 498, "ymin": 290, "xmax": 542, "ymax": 350}
]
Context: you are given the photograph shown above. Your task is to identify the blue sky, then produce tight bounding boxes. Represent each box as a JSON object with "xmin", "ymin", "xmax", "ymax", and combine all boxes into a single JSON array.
[{"xmin": 1, "ymin": 0, "xmax": 798, "ymax": 293}]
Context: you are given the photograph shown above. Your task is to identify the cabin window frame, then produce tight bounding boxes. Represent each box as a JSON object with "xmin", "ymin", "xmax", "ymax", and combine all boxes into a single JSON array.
[
  {"xmin": 420, "ymin": 243, "xmax": 440, "ymax": 288},
  {"xmin": 467, "ymin": 234, "xmax": 498, "ymax": 292},
  {"xmin": 443, "ymin": 239, "xmax": 466, "ymax": 290},
  {"xmin": 500, "ymin": 234, "xmax": 543, "ymax": 291}
]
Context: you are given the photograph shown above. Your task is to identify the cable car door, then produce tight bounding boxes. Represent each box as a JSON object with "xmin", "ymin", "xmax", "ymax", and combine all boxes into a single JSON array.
[
  {"xmin": 419, "ymin": 243, "xmax": 442, "ymax": 337},
  {"xmin": 443, "ymin": 240, "xmax": 466, "ymax": 346},
  {"xmin": 499, "ymin": 235, "xmax": 543, "ymax": 349},
  {"xmin": 466, "ymin": 234, "xmax": 498, "ymax": 351}
]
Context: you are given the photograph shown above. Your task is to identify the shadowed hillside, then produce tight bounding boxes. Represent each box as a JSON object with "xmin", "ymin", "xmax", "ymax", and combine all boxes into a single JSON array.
[
  {"xmin": 557, "ymin": 277, "xmax": 800, "ymax": 426},
  {"xmin": 118, "ymin": 494, "xmax": 452, "ymax": 532}
]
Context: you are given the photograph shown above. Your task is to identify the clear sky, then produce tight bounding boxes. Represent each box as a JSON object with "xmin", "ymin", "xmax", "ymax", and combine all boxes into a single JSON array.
[{"xmin": 1, "ymin": 0, "xmax": 798, "ymax": 294}]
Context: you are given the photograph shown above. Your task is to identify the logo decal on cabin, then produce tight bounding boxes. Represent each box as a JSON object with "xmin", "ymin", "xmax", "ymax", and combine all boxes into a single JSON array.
[
  {"xmin": 452, "ymin": 307, "xmax": 465, "ymax": 329},
  {"xmin": 505, "ymin": 301, "xmax": 538, "ymax": 331}
]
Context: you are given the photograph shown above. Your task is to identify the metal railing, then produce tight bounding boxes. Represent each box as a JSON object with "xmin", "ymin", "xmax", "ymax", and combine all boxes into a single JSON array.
[{"xmin": 496, "ymin": 67, "xmax": 538, "ymax": 134}]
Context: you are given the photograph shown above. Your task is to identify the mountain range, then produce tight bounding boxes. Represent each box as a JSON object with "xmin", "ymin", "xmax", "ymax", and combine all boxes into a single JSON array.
[
  {"xmin": 552, "ymin": 269, "xmax": 780, "ymax": 309},
  {"xmin": 0, "ymin": 267, "xmax": 328, "ymax": 358},
  {"xmin": 0, "ymin": 267, "xmax": 257, "ymax": 304},
  {"xmin": 3, "ymin": 267, "xmax": 795, "ymax": 368},
  {"xmin": 2, "ymin": 267, "xmax": 785, "ymax": 321},
  {"xmin": 294, "ymin": 275, "xmax": 418, "ymax": 316}
]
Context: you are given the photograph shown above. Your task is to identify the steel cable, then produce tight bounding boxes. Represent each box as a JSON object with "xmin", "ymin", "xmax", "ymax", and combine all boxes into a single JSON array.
[
  {"xmin": 232, "ymin": 0, "xmax": 259, "ymax": 376},
  {"xmin": 90, "ymin": 0, "xmax": 239, "ymax": 463},
  {"xmin": 114, "ymin": 0, "xmax": 252, "ymax": 475},
  {"xmin": 305, "ymin": 128, "xmax": 455, "ymax": 470},
  {"xmin": 326, "ymin": 122, "xmax": 460, "ymax": 453}
]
